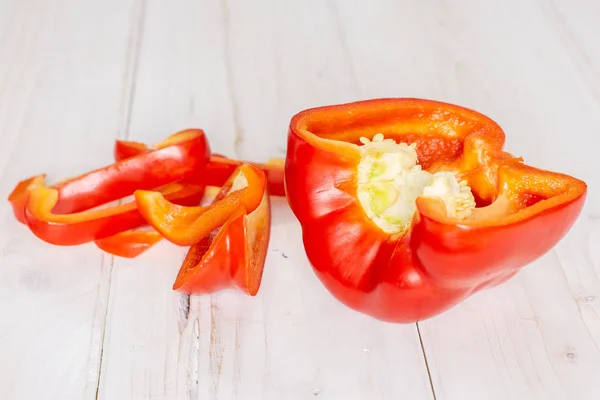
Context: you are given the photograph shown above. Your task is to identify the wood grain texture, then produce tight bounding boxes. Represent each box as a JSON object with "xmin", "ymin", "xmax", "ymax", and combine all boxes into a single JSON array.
[
  {"xmin": 95, "ymin": 0, "xmax": 434, "ymax": 399},
  {"xmin": 96, "ymin": 0, "xmax": 242, "ymax": 398},
  {"xmin": 0, "ymin": 0, "xmax": 598, "ymax": 399},
  {"xmin": 0, "ymin": 0, "xmax": 140, "ymax": 399},
  {"xmin": 380, "ymin": 1, "xmax": 600, "ymax": 399}
]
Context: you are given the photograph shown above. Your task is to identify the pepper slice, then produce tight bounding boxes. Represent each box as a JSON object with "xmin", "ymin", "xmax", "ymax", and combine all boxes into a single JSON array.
[
  {"xmin": 93, "ymin": 130, "xmax": 283, "ymax": 258},
  {"xmin": 8, "ymin": 174, "xmax": 47, "ymax": 224},
  {"xmin": 94, "ymin": 228, "xmax": 164, "ymax": 258},
  {"xmin": 285, "ymin": 98, "xmax": 587, "ymax": 323},
  {"xmin": 173, "ymin": 165, "xmax": 271, "ymax": 296},
  {"xmin": 205, "ymin": 155, "xmax": 285, "ymax": 197},
  {"xmin": 134, "ymin": 164, "xmax": 266, "ymax": 246},
  {"xmin": 115, "ymin": 132, "xmax": 286, "ymax": 196},
  {"xmin": 11, "ymin": 130, "xmax": 209, "ymax": 246}
]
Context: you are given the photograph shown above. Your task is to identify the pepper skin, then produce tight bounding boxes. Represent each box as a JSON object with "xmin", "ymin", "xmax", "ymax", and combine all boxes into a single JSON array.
[
  {"xmin": 94, "ymin": 228, "xmax": 164, "ymax": 258},
  {"xmin": 205, "ymin": 155, "xmax": 285, "ymax": 197},
  {"xmin": 96, "ymin": 130, "xmax": 283, "ymax": 259},
  {"xmin": 135, "ymin": 164, "xmax": 266, "ymax": 246},
  {"xmin": 284, "ymin": 98, "xmax": 587, "ymax": 323},
  {"xmin": 11, "ymin": 130, "xmax": 209, "ymax": 246},
  {"xmin": 114, "ymin": 132, "xmax": 286, "ymax": 196},
  {"xmin": 172, "ymin": 166, "xmax": 271, "ymax": 296}
]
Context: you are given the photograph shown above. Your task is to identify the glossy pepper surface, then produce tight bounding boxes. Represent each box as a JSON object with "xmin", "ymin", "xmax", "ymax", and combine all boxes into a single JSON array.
[
  {"xmin": 133, "ymin": 164, "xmax": 271, "ymax": 295},
  {"xmin": 94, "ymin": 131, "xmax": 284, "ymax": 258},
  {"xmin": 135, "ymin": 164, "xmax": 266, "ymax": 246},
  {"xmin": 9, "ymin": 130, "xmax": 209, "ymax": 246},
  {"xmin": 94, "ymin": 228, "xmax": 164, "ymax": 258},
  {"xmin": 173, "ymin": 165, "xmax": 271, "ymax": 296},
  {"xmin": 284, "ymin": 98, "xmax": 587, "ymax": 323},
  {"xmin": 114, "ymin": 132, "xmax": 286, "ymax": 196}
]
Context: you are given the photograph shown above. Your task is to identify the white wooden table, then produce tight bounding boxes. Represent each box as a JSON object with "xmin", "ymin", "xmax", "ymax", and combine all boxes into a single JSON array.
[{"xmin": 1, "ymin": 1, "xmax": 599, "ymax": 399}]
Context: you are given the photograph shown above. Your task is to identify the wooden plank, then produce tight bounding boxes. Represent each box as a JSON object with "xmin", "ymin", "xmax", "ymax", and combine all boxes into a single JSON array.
[
  {"xmin": 197, "ymin": 0, "xmax": 434, "ymax": 396},
  {"xmin": 94, "ymin": 0, "xmax": 242, "ymax": 398},
  {"xmin": 332, "ymin": 0, "xmax": 600, "ymax": 398},
  {"xmin": 4, "ymin": 0, "xmax": 597, "ymax": 398},
  {"xmin": 0, "ymin": 0, "xmax": 140, "ymax": 399},
  {"xmin": 218, "ymin": 5, "xmax": 433, "ymax": 399},
  {"xmin": 96, "ymin": 0, "xmax": 435, "ymax": 399},
  {"xmin": 344, "ymin": 0, "xmax": 600, "ymax": 399}
]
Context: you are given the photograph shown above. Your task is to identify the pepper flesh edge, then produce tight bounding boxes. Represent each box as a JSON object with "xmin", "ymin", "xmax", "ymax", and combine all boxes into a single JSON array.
[
  {"xmin": 172, "ymin": 166, "xmax": 271, "ymax": 296},
  {"xmin": 288, "ymin": 98, "xmax": 587, "ymax": 229},
  {"xmin": 114, "ymin": 131, "xmax": 286, "ymax": 196},
  {"xmin": 11, "ymin": 130, "xmax": 209, "ymax": 246},
  {"xmin": 134, "ymin": 164, "xmax": 267, "ymax": 247}
]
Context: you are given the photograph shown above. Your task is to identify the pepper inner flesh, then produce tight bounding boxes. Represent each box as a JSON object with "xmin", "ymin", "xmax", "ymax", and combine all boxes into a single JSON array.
[{"xmin": 357, "ymin": 133, "xmax": 476, "ymax": 234}]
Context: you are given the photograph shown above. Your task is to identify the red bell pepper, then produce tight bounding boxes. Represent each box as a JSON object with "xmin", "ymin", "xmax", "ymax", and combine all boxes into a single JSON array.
[
  {"xmin": 106, "ymin": 131, "xmax": 282, "ymax": 258},
  {"xmin": 285, "ymin": 98, "xmax": 587, "ymax": 323},
  {"xmin": 134, "ymin": 164, "xmax": 266, "ymax": 246},
  {"xmin": 8, "ymin": 174, "xmax": 47, "ymax": 224},
  {"xmin": 114, "ymin": 132, "xmax": 286, "ymax": 196},
  {"xmin": 173, "ymin": 166, "xmax": 271, "ymax": 295},
  {"xmin": 205, "ymin": 155, "xmax": 285, "ymax": 197},
  {"xmin": 94, "ymin": 228, "xmax": 164, "ymax": 258},
  {"xmin": 132, "ymin": 164, "xmax": 270, "ymax": 295},
  {"xmin": 92, "ymin": 129, "xmax": 283, "ymax": 259},
  {"xmin": 9, "ymin": 130, "xmax": 209, "ymax": 246}
]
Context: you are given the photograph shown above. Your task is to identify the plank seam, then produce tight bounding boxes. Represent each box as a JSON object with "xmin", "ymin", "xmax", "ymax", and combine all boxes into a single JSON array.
[
  {"xmin": 220, "ymin": 0, "xmax": 243, "ymax": 159},
  {"xmin": 94, "ymin": 0, "xmax": 149, "ymax": 397},
  {"xmin": 94, "ymin": 256, "xmax": 115, "ymax": 400},
  {"xmin": 417, "ymin": 322, "xmax": 438, "ymax": 400}
]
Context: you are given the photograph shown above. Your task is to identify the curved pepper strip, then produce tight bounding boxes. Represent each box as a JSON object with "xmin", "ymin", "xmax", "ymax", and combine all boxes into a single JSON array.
[
  {"xmin": 94, "ymin": 228, "xmax": 164, "ymax": 258},
  {"xmin": 10, "ymin": 130, "xmax": 210, "ymax": 246},
  {"xmin": 114, "ymin": 132, "xmax": 286, "ymax": 196},
  {"xmin": 109, "ymin": 130, "xmax": 283, "ymax": 257},
  {"xmin": 172, "ymin": 165, "xmax": 271, "ymax": 296},
  {"xmin": 284, "ymin": 98, "xmax": 587, "ymax": 323},
  {"xmin": 94, "ymin": 186, "xmax": 222, "ymax": 258},
  {"xmin": 134, "ymin": 164, "xmax": 266, "ymax": 246},
  {"xmin": 8, "ymin": 175, "xmax": 47, "ymax": 224}
]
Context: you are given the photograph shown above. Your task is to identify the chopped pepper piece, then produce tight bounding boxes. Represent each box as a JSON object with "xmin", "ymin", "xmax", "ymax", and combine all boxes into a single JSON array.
[
  {"xmin": 96, "ymin": 128, "xmax": 283, "ymax": 259},
  {"xmin": 134, "ymin": 164, "xmax": 266, "ymax": 246},
  {"xmin": 8, "ymin": 174, "xmax": 46, "ymax": 224},
  {"xmin": 10, "ymin": 130, "xmax": 209, "ymax": 245},
  {"xmin": 95, "ymin": 186, "xmax": 222, "ymax": 258},
  {"xmin": 206, "ymin": 155, "xmax": 285, "ymax": 197},
  {"xmin": 25, "ymin": 181, "xmax": 205, "ymax": 246},
  {"xmin": 94, "ymin": 228, "xmax": 164, "ymax": 258},
  {"xmin": 173, "ymin": 165, "xmax": 271, "ymax": 296},
  {"xmin": 114, "ymin": 132, "xmax": 286, "ymax": 196},
  {"xmin": 285, "ymin": 98, "xmax": 587, "ymax": 323}
]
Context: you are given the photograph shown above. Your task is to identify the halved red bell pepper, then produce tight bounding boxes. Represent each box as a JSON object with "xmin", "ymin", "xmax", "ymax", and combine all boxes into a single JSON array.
[
  {"xmin": 134, "ymin": 164, "xmax": 266, "ymax": 246},
  {"xmin": 10, "ymin": 129, "xmax": 209, "ymax": 246},
  {"xmin": 114, "ymin": 132, "xmax": 286, "ymax": 196},
  {"xmin": 285, "ymin": 98, "xmax": 587, "ymax": 323}
]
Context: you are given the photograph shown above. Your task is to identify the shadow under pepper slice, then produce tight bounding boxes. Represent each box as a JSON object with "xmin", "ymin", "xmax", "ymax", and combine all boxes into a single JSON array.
[
  {"xmin": 284, "ymin": 98, "xmax": 587, "ymax": 323},
  {"xmin": 10, "ymin": 129, "xmax": 210, "ymax": 246}
]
